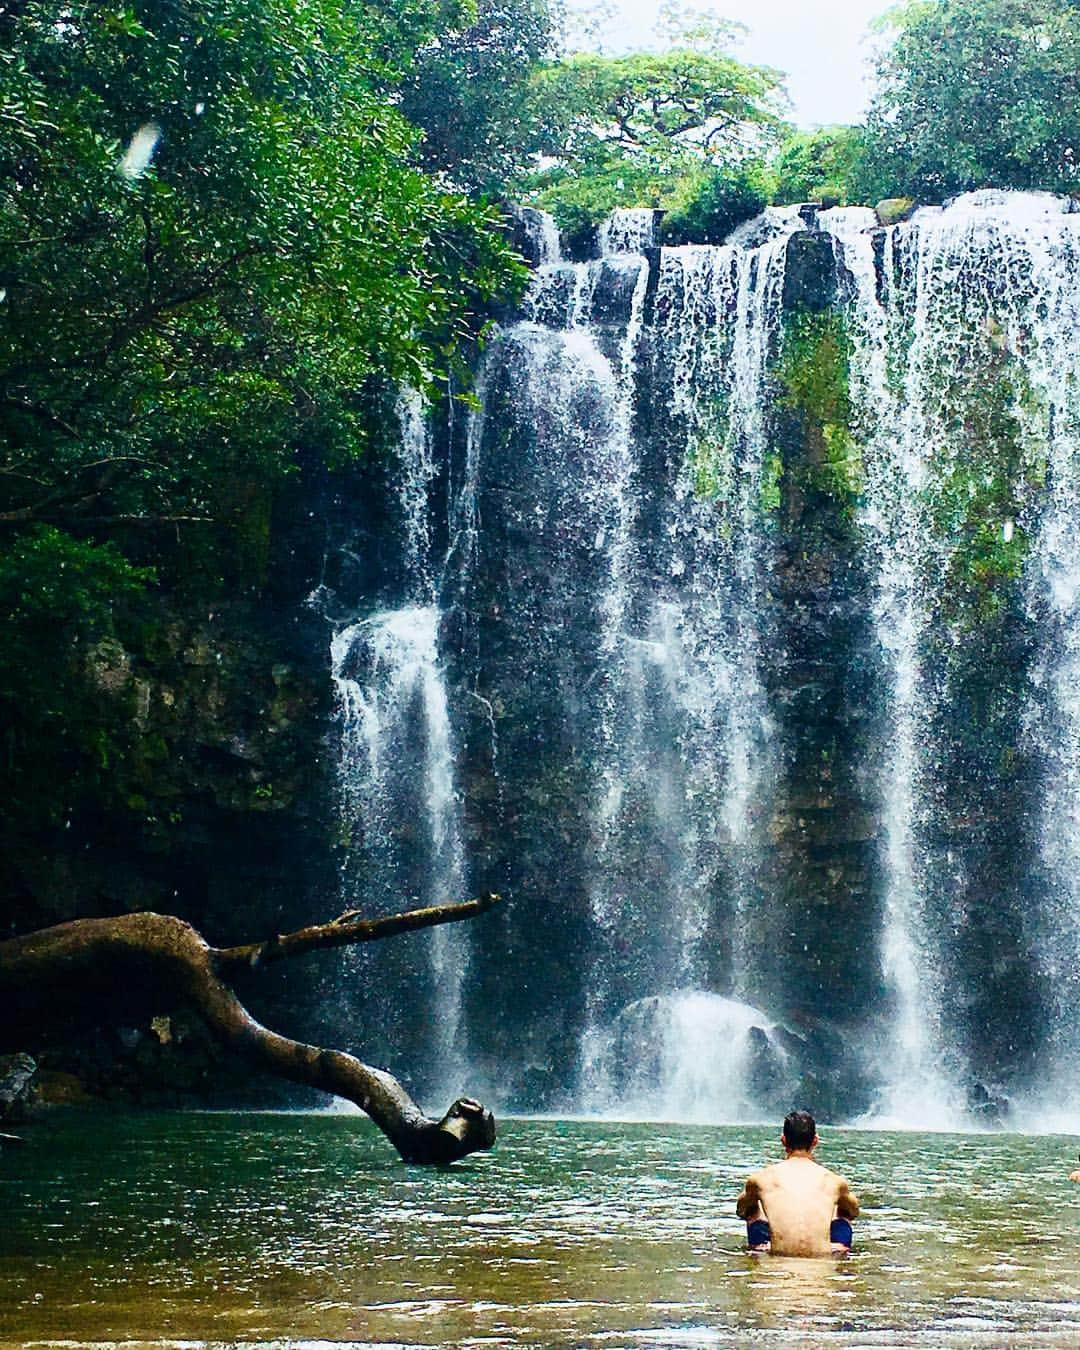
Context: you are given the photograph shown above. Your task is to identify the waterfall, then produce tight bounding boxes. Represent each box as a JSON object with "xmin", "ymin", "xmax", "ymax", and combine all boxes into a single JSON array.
[
  {"xmin": 331, "ymin": 606, "xmax": 468, "ymax": 1091},
  {"xmin": 1012, "ymin": 200, "xmax": 1080, "ymax": 1120},
  {"xmin": 325, "ymin": 196, "xmax": 1080, "ymax": 1127},
  {"xmin": 577, "ymin": 216, "xmax": 800, "ymax": 1119},
  {"xmin": 395, "ymin": 388, "xmax": 437, "ymax": 600},
  {"xmin": 515, "ymin": 205, "xmax": 562, "ymax": 266},
  {"xmin": 587, "ymin": 991, "xmax": 788, "ymax": 1124},
  {"xmin": 830, "ymin": 193, "xmax": 1080, "ymax": 1124},
  {"xmin": 826, "ymin": 206, "xmax": 965, "ymax": 1124},
  {"xmin": 329, "ymin": 396, "xmax": 471, "ymax": 1098},
  {"xmin": 598, "ymin": 207, "xmax": 658, "ymax": 256}
]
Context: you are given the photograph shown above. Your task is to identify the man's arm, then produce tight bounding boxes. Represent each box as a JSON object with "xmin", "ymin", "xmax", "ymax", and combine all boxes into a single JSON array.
[
  {"xmin": 736, "ymin": 1174, "xmax": 762, "ymax": 1220},
  {"xmin": 836, "ymin": 1179, "xmax": 860, "ymax": 1219}
]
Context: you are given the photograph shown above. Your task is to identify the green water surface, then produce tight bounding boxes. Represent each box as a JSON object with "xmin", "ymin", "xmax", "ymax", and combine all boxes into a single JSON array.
[{"xmin": 1, "ymin": 1112, "xmax": 1078, "ymax": 1348}]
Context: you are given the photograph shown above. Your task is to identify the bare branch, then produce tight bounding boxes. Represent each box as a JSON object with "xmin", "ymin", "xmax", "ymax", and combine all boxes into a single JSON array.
[
  {"xmin": 214, "ymin": 892, "xmax": 502, "ymax": 974},
  {"xmin": 0, "ymin": 910, "xmax": 498, "ymax": 1163}
]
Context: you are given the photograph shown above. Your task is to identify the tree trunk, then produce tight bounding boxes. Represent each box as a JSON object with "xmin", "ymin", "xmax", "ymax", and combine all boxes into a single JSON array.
[{"xmin": 0, "ymin": 899, "xmax": 501, "ymax": 1165}]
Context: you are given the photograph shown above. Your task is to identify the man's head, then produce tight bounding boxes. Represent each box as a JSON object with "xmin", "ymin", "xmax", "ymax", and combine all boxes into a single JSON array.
[{"xmin": 782, "ymin": 1109, "xmax": 819, "ymax": 1154}]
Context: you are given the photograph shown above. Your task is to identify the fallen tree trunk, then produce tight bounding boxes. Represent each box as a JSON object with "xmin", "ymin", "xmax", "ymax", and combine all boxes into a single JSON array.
[{"xmin": 0, "ymin": 897, "xmax": 501, "ymax": 1164}]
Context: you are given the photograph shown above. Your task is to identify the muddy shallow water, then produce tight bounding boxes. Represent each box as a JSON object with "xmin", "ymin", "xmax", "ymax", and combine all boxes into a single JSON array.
[{"xmin": 1, "ymin": 1112, "xmax": 1077, "ymax": 1347}]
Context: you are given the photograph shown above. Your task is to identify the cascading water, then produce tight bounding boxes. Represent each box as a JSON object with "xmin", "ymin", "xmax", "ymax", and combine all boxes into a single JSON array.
[
  {"xmin": 326, "ymin": 192, "xmax": 1080, "ymax": 1127},
  {"xmin": 394, "ymin": 388, "xmax": 438, "ymax": 600},
  {"xmin": 515, "ymin": 205, "xmax": 562, "ymax": 267},
  {"xmin": 329, "ymin": 396, "xmax": 470, "ymax": 1099},
  {"xmin": 473, "ymin": 228, "xmax": 657, "ymax": 1108},
  {"xmin": 830, "ymin": 192, "xmax": 1080, "ymax": 1124},
  {"xmin": 598, "ymin": 207, "xmax": 659, "ymax": 257},
  {"xmin": 574, "ymin": 216, "xmax": 801, "ymax": 1119},
  {"xmin": 1008, "ymin": 199, "xmax": 1080, "ymax": 1121},
  {"xmin": 825, "ymin": 206, "xmax": 966, "ymax": 1124}
]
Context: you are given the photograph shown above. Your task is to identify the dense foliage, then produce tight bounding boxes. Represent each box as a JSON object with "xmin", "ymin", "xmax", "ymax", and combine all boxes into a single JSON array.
[
  {"xmin": 0, "ymin": 0, "xmax": 525, "ymax": 834},
  {"xmin": 0, "ymin": 0, "xmax": 522, "ymax": 536},
  {"xmin": 658, "ymin": 162, "xmax": 771, "ymax": 245},
  {"xmin": 399, "ymin": 0, "xmax": 559, "ymax": 194},
  {"xmin": 862, "ymin": 0, "xmax": 1080, "ymax": 199},
  {"xmin": 771, "ymin": 127, "xmax": 869, "ymax": 207}
]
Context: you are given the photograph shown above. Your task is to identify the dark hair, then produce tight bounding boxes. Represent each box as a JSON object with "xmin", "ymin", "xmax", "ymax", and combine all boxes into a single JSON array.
[{"xmin": 783, "ymin": 1110, "xmax": 817, "ymax": 1150}]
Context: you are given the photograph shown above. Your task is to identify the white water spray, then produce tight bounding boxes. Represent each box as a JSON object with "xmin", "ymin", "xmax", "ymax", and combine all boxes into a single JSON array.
[{"xmin": 331, "ymin": 606, "xmax": 469, "ymax": 1091}]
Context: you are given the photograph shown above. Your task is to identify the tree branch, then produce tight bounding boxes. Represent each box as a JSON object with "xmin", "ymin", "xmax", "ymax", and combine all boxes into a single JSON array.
[
  {"xmin": 2, "ymin": 245, "xmax": 269, "ymax": 382},
  {"xmin": 0, "ymin": 396, "xmax": 81, "ymax": 440},
  {"xmin": 0, "ymin": 509, "xmax": 215, "ymax": 527},
  {"xmin": 214, "ymin": 892, "xmax": 502, "ymax": 974},
  {"xmin": 197, "ymin": 972, "xmax": 495, "ymax": 1163},
  {"xmin": 0, "ymin": 906, "xmax": 502, "ymax": 1164},
  {"xmin": 0, "ymin": 488, "xmax": 105, "ymax": 523}
]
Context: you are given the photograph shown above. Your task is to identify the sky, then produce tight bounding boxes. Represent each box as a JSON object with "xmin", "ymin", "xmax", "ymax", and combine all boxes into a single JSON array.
[{"xmin": 566, "ymin": 0, "xmax": 894, "ymax": 129}]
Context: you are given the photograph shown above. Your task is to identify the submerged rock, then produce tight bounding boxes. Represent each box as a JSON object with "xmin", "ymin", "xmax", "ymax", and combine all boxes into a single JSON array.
[
  {"xmin": 0, "ymin": 1053, "xmax": 36, "ymax": 1123},
  {"xmin": 968, "ymin": 1080, "xmax": 1011, "ymax": 1126}
]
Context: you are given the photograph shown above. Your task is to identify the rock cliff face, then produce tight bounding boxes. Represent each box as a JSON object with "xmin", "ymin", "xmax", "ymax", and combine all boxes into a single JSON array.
[
  {"xmin": 327, "ymin": 197, "xmax": 1080, "ymax": 1127},
  {"xmin": 1, "ymin": 489, "xmax": 346, "ymax": 1105},
  {"xmin": 4, "ymin": 599, "xmax": 335, "ymax": 943}
]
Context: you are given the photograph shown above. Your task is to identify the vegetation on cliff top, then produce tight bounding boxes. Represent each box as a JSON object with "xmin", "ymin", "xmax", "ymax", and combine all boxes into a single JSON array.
[
  {"xmin": 523, "ymin": 18, "xmax": 786, "ymax": 247},
  {"xmin": 862, "ymin": 0, "xmax": 1080, "ymax": 201},
  {"xmin": 504, "ymin": 0, "xmax": 1080, "ymax": 245}
]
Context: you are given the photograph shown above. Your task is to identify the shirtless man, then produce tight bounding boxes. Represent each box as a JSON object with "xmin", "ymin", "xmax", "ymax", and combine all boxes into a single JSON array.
[
  {"xmin": 1069, "ymin": 1153, "xmax": 1080, "ymax": 1182},
  {"xmin": 735, "ymin": 1109, "xmax": 860, "ymax": 1256}
]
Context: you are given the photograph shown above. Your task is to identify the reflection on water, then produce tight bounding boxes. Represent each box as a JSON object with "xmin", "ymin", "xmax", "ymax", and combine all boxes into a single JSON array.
[{"xmin": 0, "ymin": 1114, "xmax": 1077, "ymax": 1347}]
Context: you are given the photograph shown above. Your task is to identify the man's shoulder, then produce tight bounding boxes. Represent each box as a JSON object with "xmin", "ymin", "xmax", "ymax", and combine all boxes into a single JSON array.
[{"xmin": 819, "ymin": 1163, "xmax": 854, "ymax": 1192}]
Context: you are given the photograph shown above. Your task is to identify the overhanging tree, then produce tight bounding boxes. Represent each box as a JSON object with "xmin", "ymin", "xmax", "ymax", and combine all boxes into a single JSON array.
[
  {"xmin": 0, "ymin": 0, "xmax": 523, "ymax": 534},
  {"xmin": 0, "ymin": 894, "xmax": 503, "ymax": 1163},
  {"xmin": 0, "ymin": 0, "xmax": 526, "ymax": 839}
]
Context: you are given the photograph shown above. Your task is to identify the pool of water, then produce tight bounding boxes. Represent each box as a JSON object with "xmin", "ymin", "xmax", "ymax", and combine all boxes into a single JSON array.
[{"xmin": 1, "ymin": 1112, "xmax": 1078, "ymax": 1347}]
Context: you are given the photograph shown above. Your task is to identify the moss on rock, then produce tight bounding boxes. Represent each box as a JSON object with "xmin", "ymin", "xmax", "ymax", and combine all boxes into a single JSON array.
[{"xmin": 771, "ymin": 309, "xmax": 864, "ymax": 521}]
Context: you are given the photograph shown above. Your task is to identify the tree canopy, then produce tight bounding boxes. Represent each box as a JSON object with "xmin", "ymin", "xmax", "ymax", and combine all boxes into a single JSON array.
[
  {"xmin": 523, "ymin": 19, "xmax": 787, "ymax": 243},
  {"xmin": 0, "ymin": 0, "xmax": 523, "ymax": 539},
  {"xmin": 863, "ymin": 0, "xmax": 1080, "ymax": 199},
  {"xmin": 771, "ymin": 127, "xmax": 869, "ymax": 207},
  {"xmin": 398, "ymin": 0, "xmax": 560, "ymax": 194}
]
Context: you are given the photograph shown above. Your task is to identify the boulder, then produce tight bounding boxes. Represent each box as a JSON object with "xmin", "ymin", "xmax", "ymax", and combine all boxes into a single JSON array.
[
  {"xmin": 875, "ymin": 197, "xmax": 917, "ymax": 227},
  {"xmin": 967, "ymin": 1080, "xmax": 1010, "ymax": 1126},
  {"xmin": 0, "ymin": 1052, "xmax": 37, "ymax": 1122}
]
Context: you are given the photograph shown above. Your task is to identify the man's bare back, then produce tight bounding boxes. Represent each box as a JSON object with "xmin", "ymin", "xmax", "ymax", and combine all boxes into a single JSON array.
[{"xmin": 736, "ymin": 1111, "xmax": 859, "ymax": 1257}]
